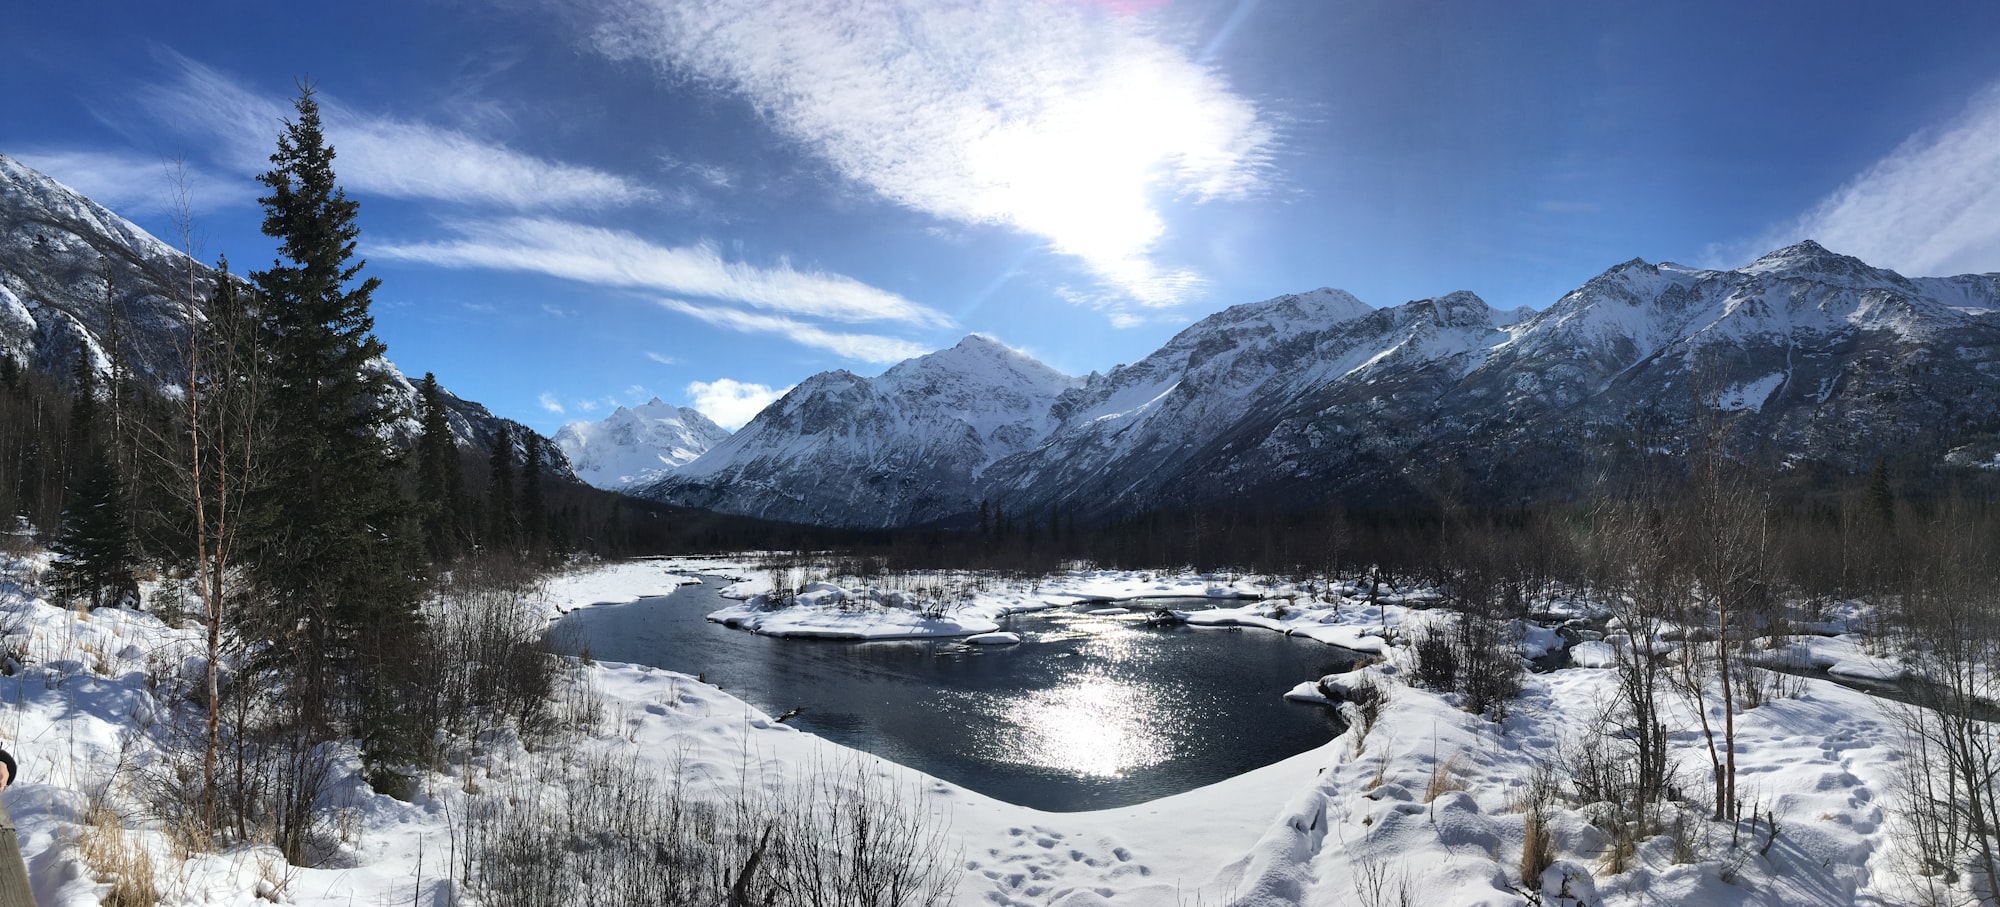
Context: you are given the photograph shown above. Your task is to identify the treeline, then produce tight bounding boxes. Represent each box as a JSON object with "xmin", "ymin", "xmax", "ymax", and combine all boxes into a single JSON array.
[
  {"xmin": 0, "ymin": 342, "xmax": 854, "ymax": 584},
  {"xmin": 795, "ymin": 462, "xmax": 1952, "ymax": 597}
]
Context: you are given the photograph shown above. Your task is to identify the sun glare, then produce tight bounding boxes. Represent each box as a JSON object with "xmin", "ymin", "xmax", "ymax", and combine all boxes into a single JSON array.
[{"xmin": 1002, "ymin": 674, "xmax": 1173, "ymax": 778}]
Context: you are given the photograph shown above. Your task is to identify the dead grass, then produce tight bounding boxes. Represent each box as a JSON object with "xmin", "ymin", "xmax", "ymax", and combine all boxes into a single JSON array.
[
  {"xmin": 1423, "ymin": 752, "xmax": 1467, "ymax": 802},
  {"xmin": 75, "ymin": 785, "xmax": 159, "ymax": 907}
]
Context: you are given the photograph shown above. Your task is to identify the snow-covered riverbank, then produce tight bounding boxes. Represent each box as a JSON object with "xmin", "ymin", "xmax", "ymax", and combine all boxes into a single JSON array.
[{"xmin": 0, "ymin": 554, "xmax": 1947, "ymax": 905}]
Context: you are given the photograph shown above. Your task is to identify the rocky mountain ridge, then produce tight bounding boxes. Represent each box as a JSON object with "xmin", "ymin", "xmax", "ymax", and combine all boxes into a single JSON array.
[
  {"xmin": 639, "ymin": 334, "xmax": 1078, "ymax": 527},
  {"xmin": 643, "ymin": 242, "xmax": 2000, "ymax": 527}
]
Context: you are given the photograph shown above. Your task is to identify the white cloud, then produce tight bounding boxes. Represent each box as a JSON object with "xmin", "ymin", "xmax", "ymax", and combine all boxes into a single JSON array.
[
  {"xmin": 645, "ymin": 351, "xmax": 680, "ymax": 365},
  {"xmin": 659, "ymin": 152, "xmax": 735, "ymax": 189},
  {"xmin": 11, "ymin": 149, "xmax": 257, "ymax": 217},
  {"xmin": 685, "ymin": 377, "xmax": 790, "ymax": 430},
  {"xmin": 590, "ymin": 0, "xmax": 1273, "ymax": 311},
  {"xmin": 657, "ymin": 298, "xmax": 929, "ymax": 364},
  {"xmin": 1739, "ymin": 82, "xmax": 2000, "ymax": 276},
  {"xmin": 376, "ymin": 217, "xmax": 951, "ymax": 327},
  {"xmin": 143, "ymin": 54, "xmax": 651, "ymax": 210},
  {"xmin": 537, "ymin": 392, "xmax": 565, "ymax": 414}
]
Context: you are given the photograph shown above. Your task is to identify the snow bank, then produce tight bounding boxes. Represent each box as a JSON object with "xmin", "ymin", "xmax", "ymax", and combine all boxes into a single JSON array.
[{"xmin": 532, "ymin": 556, "xmax": 703, "ymax": 616}]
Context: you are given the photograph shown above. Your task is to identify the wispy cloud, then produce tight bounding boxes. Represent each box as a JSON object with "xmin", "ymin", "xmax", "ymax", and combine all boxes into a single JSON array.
[
  {"xmin": 645, "ymin": 351, "xmax": 680, "ymax": 365},
  {"xmin": 1734, "ymin": 82, "xmax": 2000, "ymax": 276},
  {"xmin": 589, "ymin": 0, "xmax": 1273, "ymax": 313},
  {"xmin": 537, "ymin": 392, "xmax": 565, "ymax": 414},
  {"xmin": 141, "ymin": 54, "xmax": 651, "ymax": 210},
  {"xmin": 658, "ymin": 298, "xmax": 929, "ymax": 364},
  {"xmin": 659, "ymin": 152, "xmax": 735, "ymax": 190},
  {"xmin": 12, "ymin": 148, "xmax": 259, "ymax": 216},
  {"xmin": 686, "ymin": 377, "xmax": 789, "ymax": 430},
  {"xmin": 376, "ymin": 217, "xmax": 952, "ymax": 328}
]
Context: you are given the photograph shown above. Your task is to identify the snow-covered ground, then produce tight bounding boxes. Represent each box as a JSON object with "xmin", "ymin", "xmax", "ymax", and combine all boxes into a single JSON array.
[{"xmin": 0, "ymin": 553, "xmax": 1955, "ymax": 905}]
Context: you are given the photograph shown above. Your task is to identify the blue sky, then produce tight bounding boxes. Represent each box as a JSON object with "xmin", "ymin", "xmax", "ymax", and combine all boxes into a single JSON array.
[{"xmin": 5, "ymin": 0, "xmax": 1999, "ymax": 433}]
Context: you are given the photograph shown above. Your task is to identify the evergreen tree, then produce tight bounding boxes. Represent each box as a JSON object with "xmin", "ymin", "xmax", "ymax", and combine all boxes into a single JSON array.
[
  {"xmin": 414, "ymin": 373, "xmax": 462, "ymax": 562},
  {"xmin": 244, "ymin": 82, "xmax": 421, "ymax": 755},
  {"xmin": 68, "ymin": 352, "xmax": 98, "ymax": 450},
  {"xmin": 487, "ymin": 425, "xmax": 516, "ymax": 551},
  {"xmin": 1865, "ymin": 456, "xmax": 1895, "ymax": 530},
  {"xmin": 521, "ymin": 431, "xmax": 547, "ymax": 558},
  {"xmin": 48, "ymin": 445, "xmax": 134, "ymax": 610}
]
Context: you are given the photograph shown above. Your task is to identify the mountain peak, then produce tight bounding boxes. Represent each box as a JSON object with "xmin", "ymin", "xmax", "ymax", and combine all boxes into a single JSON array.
[
  {"xmin": 885, "ymin": 333, "xmax": 1072, "ymax": 390},
  {"xmin": 1744, "ymin": 239, "xmax": 1849, "ymax": 272},
  {"xmin": 552, "ymin": 400, "xmax": 733, "ymax": 490},
  {"xmin": 1275, "ymin": 287, "xmax": 1373, "ymax": 322},
  {"xmin": 941, "ymin": 333, "xmax": 1029, "ymax": 361}
]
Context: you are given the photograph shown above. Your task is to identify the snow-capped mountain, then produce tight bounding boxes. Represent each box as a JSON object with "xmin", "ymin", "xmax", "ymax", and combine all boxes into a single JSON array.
[
  {"xmin": 641, "ymin": 245, "xmax": 2000, "ymax": 526},
  {"xmin": 553, "ymin": 399, "xmax": 731, "ymax": 490},
  {"xmin": 638, "ymin": 334, "xmax": 1079, "ymax": 527},
  {"xmin": 960, "ymin": 287, "xmax": 1388, "ymax": 509},
  {"xmin": 0, "ymin": 152, "xmax": 572, "ymax": 478}
]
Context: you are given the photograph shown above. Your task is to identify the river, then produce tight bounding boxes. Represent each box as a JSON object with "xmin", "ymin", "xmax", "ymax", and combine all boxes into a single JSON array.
[{"xmin": 551, "ymin": 576, "xmax": 1364, "ymax": 811}]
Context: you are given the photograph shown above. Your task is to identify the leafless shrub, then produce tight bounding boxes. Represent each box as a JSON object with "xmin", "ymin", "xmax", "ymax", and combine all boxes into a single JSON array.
[
  {"xmin": 1343, "ymin": 675, "xmax": 1388, "ymax": 753},
  {"xmin": 770, "ymin": 761, "xmax": 958, "ymax": 907},
  {"xmin": 1409, "ymin": 624, "xmax": 1457, "ymax": 692},
  {"xmin": 1354, "ymin": 855, "xmax": 1416, "ymax": 907},
  {"xmin": 1880, "ymin": 504, "xmax": 2000, "ymax": 903},
  {"xmin": 1408, "ymin": 612, "xmax": 1522, "ymax": 719},
  {"xmin": 1516, "ymin": 764, "xmax": 1559, "ymax": 889},
  {"xmin": 409, "ymin": 568, "xmax": 565, "ymax": 767},
  {"xmin": 463, "ymin": 748, "xmax": 959, "ymax": 907}
]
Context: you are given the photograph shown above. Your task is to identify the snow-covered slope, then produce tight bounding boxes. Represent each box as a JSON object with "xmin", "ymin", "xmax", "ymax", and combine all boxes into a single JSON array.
[
  {"xmin": 0, "ymin": 151, "xmax": 572, "ymax": 478},
  {"xmin": 641, "ymin": 334, "xmax": 1078, "ymax": 527},
  {"xmin": 640, "ymin": 246, "xmax": 2000, "ymax": 526},
  {"xmin": 553, "ymin": 398, "xmax": 731, "ymax": 490}
]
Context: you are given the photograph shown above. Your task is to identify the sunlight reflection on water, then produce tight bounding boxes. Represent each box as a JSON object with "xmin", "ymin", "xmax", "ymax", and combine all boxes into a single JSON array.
[
  {"xmin": 1000, "ymin": 674, "xmax": 1175, "ymax": 776},
  {"xmin": 975, "ymin": 610, "xmax": 1193, "ymax": 778}
]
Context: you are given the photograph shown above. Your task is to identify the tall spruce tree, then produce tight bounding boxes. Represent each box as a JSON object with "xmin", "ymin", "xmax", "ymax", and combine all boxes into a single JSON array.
[
  {"xmin": 414, "ymin": 373, "xmax": 462, "ymax": 562},
  {"xmin": 487, "ymin": 425, "xmax": 515, "ymax": 551},
  {"xmin": 520, "ymin": 431, "xmax": 546, "ymax": 558},
  {"xmin": 68, "ymin": 352, "xmax": 98, "ymax": 451},
  {"xmin": 246, "ymin": 82, "xmax": 421, "ymax": 758},
  {"xmin": 48, "ymin": 444, "xmax": 134, "ymax": 610}
]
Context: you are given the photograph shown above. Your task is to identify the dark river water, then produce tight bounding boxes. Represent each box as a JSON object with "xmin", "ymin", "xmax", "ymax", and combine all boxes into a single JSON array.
[{"xmin": 551, "ymin": 577, "xmax": 1362, "ymax": 811}]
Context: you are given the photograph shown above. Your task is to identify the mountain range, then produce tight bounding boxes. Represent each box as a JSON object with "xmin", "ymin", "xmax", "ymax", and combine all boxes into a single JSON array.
[
  {"xmin": 10, "ymin": 148, "xmax": 1998, "ymax": 532},
  {"xmin": 638, "ymin": 243, "xmax": 2000, "ymax": 527}
]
